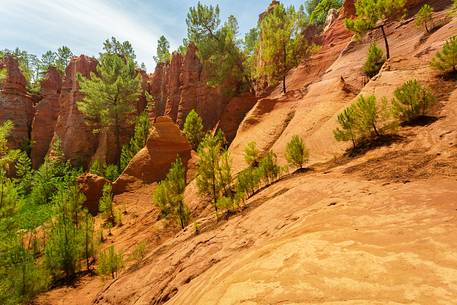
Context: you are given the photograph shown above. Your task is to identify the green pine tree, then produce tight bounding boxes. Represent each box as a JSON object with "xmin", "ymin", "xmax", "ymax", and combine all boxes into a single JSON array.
[
  {"xmin": 363, "ymin": 42, "xmax": 385, "ymax": 78},
  {"xmin": 257, "ymin": 3, "xmax": 308, "ymax": 93},
  {"xmin": 416, "ymin": 4, "xmax": 433, "ymax": 33},
  {"xmin": 97, "ymin": 245, "xmax": 124, "ymax": 279},
  {"xmin": 77, "ymin": 53, "xmax": 142, "ymax": 165},
  {"xmin": 183, "ymin": 110, "xmax": 205, "ymax": 151},
  {"xmin": 431, "ymin": 36, "xmax": 457, "ymax": 74},
  {"xmin": 392, "ymin": 80, "xmax": 436, "ymax": 122},
  {"xmin": 154, "ymin": 35, "xmax": 171, "ymax": 64},
  {"xmin": 285, "ymin": 135, "xmax": 309, "ymax": 170},
  {"xmin": 345, "ymin": 0, "xmax": 406, "ymax": 59}
]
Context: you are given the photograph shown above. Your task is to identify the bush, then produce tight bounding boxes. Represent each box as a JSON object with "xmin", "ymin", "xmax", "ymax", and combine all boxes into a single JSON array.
[
  {"xmin": 99, "ymin": 184, "xmax": 119, "ymax": 228},
  {"xmin": 416, "ymin": 4, "xmax": 433, "ymax": 33},
  {"xmin": 153, "ymin": 157, "xmax": 190, "ymax": 229},
  {"xmin": 120, "ymin": 111, "xmax": 150, "ymax": 170},
  {"xmin": 363, "ymin": 43, "xmax": 385, "ymax": 78},
  {"xmin": 244, "ymin": 141, "xmax": 259, "ymax": 167},
  {"xmin": 129, "ymin": 241, "xmax": 146, "ymax": 262},
  {"xmin": 235, "ymin": 167, "xmax": 261, "ymax": 202},
  {"xmin": 183, "ymin": 110, "xmax": 204, "ymax": 151},
  {"xmin": 392, "ymin": 80, "xmax": 436, "ymax": 122},
  {"xmin": 431, "ymin": 36, "xmax": 457, "ymax": 74},
  {"xmin": 258, "ymin": 151, "xmax": 281, "ymax": 185},
  {"xmin": 97, "ymin": 245, "xmax": 124, "ymax": 279},
  {"xmin": 334, "ymin": 95, "xmax": 391, "ymax": 148},
  {"xmin": 285, "ymin": 135, "xmax": 309, "ymax": 170}
]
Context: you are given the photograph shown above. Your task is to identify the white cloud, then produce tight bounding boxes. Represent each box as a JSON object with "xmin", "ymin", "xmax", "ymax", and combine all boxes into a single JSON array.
[{"xmin": 0, "ymin": 0, "xmax": 161, "ymax": 70}]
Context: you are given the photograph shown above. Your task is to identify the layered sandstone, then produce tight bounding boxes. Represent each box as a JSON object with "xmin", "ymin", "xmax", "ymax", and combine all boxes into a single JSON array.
[
  {"xmin": 113, "ymin": 116, "xmax": 192, "ymax": 193},
  {"xmin": 149, "ymin": 43, "xmax": 233, "ymax": 130},
  {"xmin": 50, "ymin": 55, "xmax": 98, "ymax": 167},
  {"xmin": 31, "ymin": 67, "xmax": 62, "ymax": 168},
  {"xmin": 0, "ymin": 55, "xmax": 34, "ymax": 149}
]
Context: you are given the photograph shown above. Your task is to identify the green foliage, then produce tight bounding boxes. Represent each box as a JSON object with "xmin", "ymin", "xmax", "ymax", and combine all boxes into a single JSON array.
[
  {"xmin": 0, "ymin": 68, "xmax": 6, "ymax": 87},
  {"xmin": 0, "ymin": 171, "xmax": 22, "ymax": 218},
  {"xmin": 0, "ymin": 120, "xmax": 19, "ymax": 171},
  {"xmin": 183, "ymin": 110, "xmax": 205, "ymax": 151},
  {"xmin": 77, "ymin": 53, "xmax": 142, "ymax": 162},
  {"xmin": 235, "ymin": 166, "xmax": 261, "ymax": 202},
  {"xmin": 196, "ymin": 132, "xmax": 233, "ymax": 215},
  {"xmin": 15, "ymin": 152, "xmax": 33, "ymax": 194},
  {"xmin": 345, "ymin": 0, "xmax": 406, "ymax": 58},
  {"xmin": 285, "ymin": 135, "xmax": 309, "ymax": 169},
  {"xmin": 102, "ymin": 37, "xmax": 136, "ymax": 62},
  {"xmin": 44, "ymin": 184, "xmax": 87, "ymax": 280},
  {"xmin": 104, "ymin": 164, "xmax": 120, "ymax": 182},
  {"xmin": 153, "ymin": 157, "xmax": 190, "ymax": 229},
  {"xmin": 309, "ymin": 0, "xmax": 343, "ymax": 25},
  {"xmin": 334, "ymin": 95, "xmax": 391, "ymax": 148},
  {"xmin": 257, "ymin": 3, "xmax": 308, "ymax": 93},
  {"xmin": 88, "ymin": 161, "xmax": 120, "ymax": 181},
  {"xmin": 334, "ymin": 106, "xmax": 358, "ymax": 148},
  {"xmin": 216, "ymin": 196, "xmax": 236, "ymax": 215},
  {"xmin": 416, "ymin": 4, "xmax": 433, "ymax": 33},
  {"xmin": 392, "ymin": 80, "xmax": 436, "ymax": 122},
  {"xmin": 0, "ymin": 237, "xmax": 49, "ymax": 305},
  {"xmin": 186, "ymin": 2, "xmax": 250, "ymax": 92},
  {"xmin": 244, "ymin": 141, "xmax": 260, "ymax": 167},
  {"xmin": 363, "ymin": 42, "xmax": 385, "ymax": 78},
  {"xmin": 99, "ymin": 184, "xmax": 117, "ymax": 226},
  {"xmin": 258, "ymin": 151, "xmax": 281, "ymax": 185},
  {"xmin": 431, "ymin": 36, "xmax": 457, "ymax": 74},
  {"xmin": 154, "ymin": 35, "xmax": 171, "ymax": 64},
  {"xmin": 97, "ymin": 245, "xmax": 124, "ymax": 279}
]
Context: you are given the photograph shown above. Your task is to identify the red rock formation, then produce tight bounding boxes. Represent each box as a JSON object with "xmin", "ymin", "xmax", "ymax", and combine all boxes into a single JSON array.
[
  {"xmin": 113, "ymin": 116, "xmax": 192, "ymax": 193},
  {"xmin": 77, "ymin": 173, "xmax": 109, "ymax": 215},
  {"xmin": 215, "ymin": 94, "xmax": 258, "ymax": 143},
  {"xmin": 0, "ymin": 55, "xmax": 34, "ymax": 149},
  {"xmin": 31, "ymin": 67, "xmax": 62, "ymax": 168},
  {"xmin": 50, "ymin": 55, "xmax": 98, "ymax": 167},
  {"xmin": 149, "ymin": 43, "xmax": 232, "ymax": 130}
]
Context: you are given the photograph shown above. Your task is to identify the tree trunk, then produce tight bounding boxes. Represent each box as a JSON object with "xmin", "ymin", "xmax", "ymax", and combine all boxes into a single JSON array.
[
  {"xmin": 425, "ymin": 22, "xmax": 429, "ymax": 33},
  {"xmin": 372, "ymin": 123, "xmax": 380, "ymax": 137},
  {"xmin": 282, "ymin": 44, "xmax": 287, "ymax": 94},
  {"xmin": 380, "ymin": 25, "xmax": 390, "ymax": 59}
]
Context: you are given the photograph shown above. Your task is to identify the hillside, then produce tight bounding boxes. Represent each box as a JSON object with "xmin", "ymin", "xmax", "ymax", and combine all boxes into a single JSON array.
[{"xmin": 0, "ymin": 0, "xmax": 456, "ymax": 304}]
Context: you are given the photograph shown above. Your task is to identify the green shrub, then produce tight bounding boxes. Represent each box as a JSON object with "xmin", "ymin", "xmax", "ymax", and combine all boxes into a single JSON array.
[
  {"xmin": 99, "ymin": 184, "xmax": 118, "ymax": 227},
  {"xmin": 431, "ymin": 36, "xmax": 457, "ymax": 74},
  {"xmin": 416, "ymin": 4, "xmax": 433, "ymax": 33},
  {"xmin": 244, "ymin": 141, "xmax": 259, "ymax": 167},
  {"xmin": 97, "ymin": 245, "xmax": 124, "ymax": 279},
  {"xmin": 235, "ymin": 167, "xmax": 261, "ymax": 202},
  {"xmin": 120, "ymin": 111, "xmax": 150, "ymax": 170},
  {"xmin": 216, "ymin": 196, "xmax": 236, "ymax": 216},
  {"xmin": 183, "ymin": 110, "xmax": 204, "ymax": 151},
  {"xmin": 258, "ymin": 151, "xmax": 281, "ymax": 185},
  {"xmin": 392, "ymin": 80, "xmax": 436, "ymax": 122},
  {"xmin": 363, "ymin": 43, "xmax": 385, "ymax": 78},
  {"xmin": 153, "ymin": 157, "xmax": 190, "ymax": 229},
  {"xmin": 285, "ymin": 135, "xmax": 309, "ymax": 170},
  {"xmin": 334, "ymin": 95, "xmax": 391, "ymax": 148}
]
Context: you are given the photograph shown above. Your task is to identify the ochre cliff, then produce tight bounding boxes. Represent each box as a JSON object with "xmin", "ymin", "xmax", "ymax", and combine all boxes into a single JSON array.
[
  {"xmin": 149, "ymin": 43, "xmax": 255, "ymax": 131},
  {"xmin": 0, "ymin": 55, "xmax": 34, "ymax": 150},
  {"xmin": 31, "ymin": 67, "xmax": 62, "ymax": 168}
]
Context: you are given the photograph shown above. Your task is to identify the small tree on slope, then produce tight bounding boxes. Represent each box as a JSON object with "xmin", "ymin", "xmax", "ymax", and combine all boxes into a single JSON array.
[{"xmin": 345, "ymin": 0, "xmax": 406, "ymax": 59}]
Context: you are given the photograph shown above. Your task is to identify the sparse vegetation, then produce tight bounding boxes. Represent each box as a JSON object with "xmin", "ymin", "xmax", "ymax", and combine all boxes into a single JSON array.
[
  {"xmin": 153, "ymin": 157, "xmax": 190, "ymax": 229},
  {"xmin": 183, "ymin": 110, "xmax": 205, "ymax": 151},
  {"xmin": 345, "ymin": 0, "xmax": 406, "ymax": 59},
  {"xmin": 431, "ymin": 36, "xmax": 457, "ymax": 74},
  {"xmin": 154, "ymin": 35, "xmax": 171, "ymax": 64},
  {"xmin": 257, "ymin": 3, "xmax": 308, "ymax": 93},
  {"xmin": 392, "ymin": 80, "xmax": 436, "ymax": 122},
  {"xmin": 120, "ymin": 111, "xmax": 151, "ymax": 171},
  {"xmin": 363, "ymin": 42, "xmax": 385, "ymax": 78},
  {"xmin": 416, "ymin": 4, "xmax": 433, "ymax": 33},
  {"xmin": 285, "ymin": 135, "xmax": 309, "ymax": 170},
  {"xmin": 334, "ymin": 95, "xmax": 391, "ymax": 148},
  {"xmin": 97, "ymin": 245, "xmax": 124, "ymax": 279}
]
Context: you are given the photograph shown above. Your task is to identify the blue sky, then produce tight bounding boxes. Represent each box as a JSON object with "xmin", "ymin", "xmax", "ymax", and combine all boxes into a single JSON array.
[{"xmin": 0, "ymin": 0, "xmax": 305, "ymax": 71}]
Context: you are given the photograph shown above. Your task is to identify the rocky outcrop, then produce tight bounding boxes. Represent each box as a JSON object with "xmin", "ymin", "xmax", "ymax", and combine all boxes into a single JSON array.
[
  {"xmin": 31, "ymin": 67, "xmax": 62, "ymax": 168},
  {"xmin": 77, "ymin": 173, "xmax": 109, "ymax": 215},
  {"xmin": 50, "ymin": 55, "xmax": 98, "ymax": 167},
  {"xmin": 149, "ymin": 43, "xmax": 232, "ymax": 130},
  {"xmin": 113, "ymin": 116, "xmax": 192, "ymax": 193},
  {"xmin": 0, "ymin": 55, "xmax": 34, "ymax": 149},
  {"xmin": 215, "ymin": 94, "xmax": 258, "ymax": 143}
]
